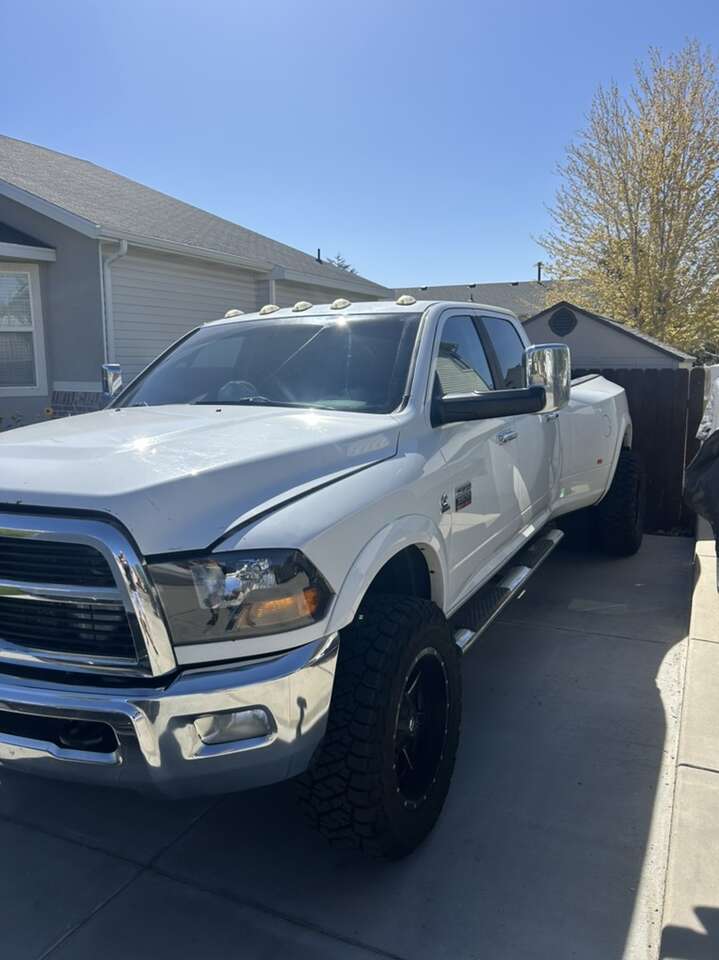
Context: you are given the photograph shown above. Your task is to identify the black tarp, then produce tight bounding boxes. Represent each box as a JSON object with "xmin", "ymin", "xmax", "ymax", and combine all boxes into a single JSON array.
[{"xmin": 684, "ymin": 430, "xmax": 719, "ymax": 539}]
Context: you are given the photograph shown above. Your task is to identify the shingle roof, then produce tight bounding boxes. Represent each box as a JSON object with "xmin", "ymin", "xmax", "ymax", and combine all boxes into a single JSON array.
[
  {"xmin": 395, "ymin": 280, "xmax": 566, "ymax": 319},
  {"xmin": 0, "ymin": 135, "xmax": 388, "ymax": 293},
  {"xmin": 526, "ymin": 300, "xmax": 695, "ymax": 361}
]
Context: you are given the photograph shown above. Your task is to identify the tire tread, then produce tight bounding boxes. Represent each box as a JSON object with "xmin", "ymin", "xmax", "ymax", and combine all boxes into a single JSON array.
[
  {"xmin": 595, "ymin": 448, "xmax": 645, "ymax": 556},
  {"xmin": 297, "ymin": 596, "xmax": 460, "ymax": 859}
]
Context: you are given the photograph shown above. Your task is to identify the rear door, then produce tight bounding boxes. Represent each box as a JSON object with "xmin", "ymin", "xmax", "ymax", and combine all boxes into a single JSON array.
[{"xmin": 479, "ymin": 313, "xmax": 556, "ymax": 523}]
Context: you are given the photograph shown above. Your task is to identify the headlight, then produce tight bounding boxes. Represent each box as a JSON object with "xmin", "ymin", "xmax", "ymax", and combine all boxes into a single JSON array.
[{"xmin": 148, "ymin": 549, "xmax": 332, "ymax": 646}]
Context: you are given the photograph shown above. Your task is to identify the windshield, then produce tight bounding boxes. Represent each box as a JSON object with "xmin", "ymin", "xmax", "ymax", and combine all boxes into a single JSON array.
[{"xmin": 117, "ymin": 313, "xmax": 422, "ymax": 414}]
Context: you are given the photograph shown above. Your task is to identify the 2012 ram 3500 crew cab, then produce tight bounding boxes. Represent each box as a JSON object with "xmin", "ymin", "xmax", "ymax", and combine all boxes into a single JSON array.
[{"xmin": 0, "ymin": 297, "xmax": 644, "ymax": 858}]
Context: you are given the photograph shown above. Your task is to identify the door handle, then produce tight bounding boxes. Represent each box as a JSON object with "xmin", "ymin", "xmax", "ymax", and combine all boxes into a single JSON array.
[
  {"xmin": 544, "ymin": 411, "xmax": 559, "ymax": 421},
  {"xmin": 496, "ymin": 429, "xmax": 518, "ymax": 444}
]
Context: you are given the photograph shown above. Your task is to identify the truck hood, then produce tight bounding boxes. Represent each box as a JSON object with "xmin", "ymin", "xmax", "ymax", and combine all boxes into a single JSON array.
[{"xmin": 0, "ymin": 405, "xmax": 400, "ymax": 554}]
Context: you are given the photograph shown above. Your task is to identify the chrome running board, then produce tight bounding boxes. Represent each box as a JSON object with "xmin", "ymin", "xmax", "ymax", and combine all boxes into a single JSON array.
[{"xmin": 452, "ymin": 527, "xmax": 563, "ymax": 655}]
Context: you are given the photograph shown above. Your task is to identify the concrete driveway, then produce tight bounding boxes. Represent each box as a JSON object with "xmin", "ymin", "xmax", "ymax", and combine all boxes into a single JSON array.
[{"xmin": 0, "ymin": 535, "xmax": 693, "ymax": 960}]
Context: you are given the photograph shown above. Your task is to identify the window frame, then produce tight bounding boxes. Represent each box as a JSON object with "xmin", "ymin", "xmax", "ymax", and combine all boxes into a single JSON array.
[
  {"xmin": 426, "ymin": 309, "xmax": 531, "ymax": 428},
  {"xmin": 0, "ymin": 262, "xmax": 48, "ymax": 397},
  {"xmin": 433, "ymin": 312, "xmax": 496, "ymax": 400},
  {"xmin": 427, "ymin": 311, "xmax": 495, "ymax": 430}
]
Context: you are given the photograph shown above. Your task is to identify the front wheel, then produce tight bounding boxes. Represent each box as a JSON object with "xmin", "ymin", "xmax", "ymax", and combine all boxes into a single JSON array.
[
  {"xmin": 594, "ymin": 448, "xmax": 645, "ymax": 556},
  {"xmin": 297, "ymin": 596, "xmax": 461, "ymax": 859}
]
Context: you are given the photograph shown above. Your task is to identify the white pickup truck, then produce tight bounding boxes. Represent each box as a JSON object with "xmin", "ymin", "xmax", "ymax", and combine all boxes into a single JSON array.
[{"xmin": 0, "ymin": 297, "xmax": 643, "ymax": 858}]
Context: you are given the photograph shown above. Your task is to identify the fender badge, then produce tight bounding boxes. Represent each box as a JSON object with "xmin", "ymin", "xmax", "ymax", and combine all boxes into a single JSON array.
[
  {"xmin": 455, "ymin": 482, "xmax": 472, "ymax": 511},
  {"xmin": 440, "ymin": 492, "xmax": 451, "ymax": 514}
]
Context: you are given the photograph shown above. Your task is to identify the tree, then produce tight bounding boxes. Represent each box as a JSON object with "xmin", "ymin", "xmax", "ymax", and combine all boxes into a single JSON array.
[
  {"xmin": 325, "ymin": 252, "xmax": 357, "ymax": 275},
  {"xmin": 541, "ymin": 41, "xmax": 719, "ymax": 355}
]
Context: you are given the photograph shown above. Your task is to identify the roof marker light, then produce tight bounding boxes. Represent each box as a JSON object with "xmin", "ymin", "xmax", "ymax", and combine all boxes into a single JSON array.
[
  {"xmin": 224, "ymin": 309, "xmax": 244, "ymax": 318},
  {"xmin": 292, "ymin": 301, "xmax": 312, "ymax": 312},
  {"xmin": 395, "ymin": 294, "xmax": 417, "ymax": 306},
  {"xmin": 330, "ymin": 298, "xmax": 351, "ymax": 310},
  {"xmin": 259, "ymin": 304, "xmax": 280, "ymax": 316}
]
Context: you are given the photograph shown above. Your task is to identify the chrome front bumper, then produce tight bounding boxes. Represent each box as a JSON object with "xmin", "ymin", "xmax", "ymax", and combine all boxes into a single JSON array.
[{"xmin": 0, "ymin": 634, "xmax": 339, "ymax": 797}]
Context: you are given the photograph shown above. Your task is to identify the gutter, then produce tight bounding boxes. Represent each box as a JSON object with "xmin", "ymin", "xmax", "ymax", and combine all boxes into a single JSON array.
[
  {"xmin": 98, "ymin": 232, "xmax": 273, "ymax": 273},
  {"xmin": 100, "ymin": 240, "xmax": 127, "ymax": 363}
]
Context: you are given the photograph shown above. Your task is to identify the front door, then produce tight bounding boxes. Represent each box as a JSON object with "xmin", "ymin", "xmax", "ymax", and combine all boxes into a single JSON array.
[{"xmin": 432, "ymin": 313, "xmax": 521, "ymax": 608}]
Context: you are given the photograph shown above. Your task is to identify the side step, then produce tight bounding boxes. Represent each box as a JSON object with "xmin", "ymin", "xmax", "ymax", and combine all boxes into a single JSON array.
[{"xmin": 451, "ymin": 527, "xmax": 563, "ymax": 655}]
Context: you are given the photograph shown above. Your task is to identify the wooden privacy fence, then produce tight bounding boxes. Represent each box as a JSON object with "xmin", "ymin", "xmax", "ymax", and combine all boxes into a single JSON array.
[{"xmin": 573, "ymin": 367, "xmax": 706, "ymax": 532}]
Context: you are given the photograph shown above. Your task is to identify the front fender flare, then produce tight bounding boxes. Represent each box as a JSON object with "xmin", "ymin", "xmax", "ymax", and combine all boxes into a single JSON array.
[{"xmin": 326, "ymin": 514, "xmax": 448, "ymax": 635}]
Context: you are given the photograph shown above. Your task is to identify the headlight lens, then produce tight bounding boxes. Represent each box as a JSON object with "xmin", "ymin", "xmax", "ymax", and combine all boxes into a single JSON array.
[{"xmin": 148, "ymin": 549, "xmax": 332, "ymax": 646}]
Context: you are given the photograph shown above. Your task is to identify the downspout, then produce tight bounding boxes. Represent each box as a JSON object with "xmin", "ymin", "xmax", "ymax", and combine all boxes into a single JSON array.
[{"xmin": 100, "ymin": 240, "xmax": 128, "ymax": 362}]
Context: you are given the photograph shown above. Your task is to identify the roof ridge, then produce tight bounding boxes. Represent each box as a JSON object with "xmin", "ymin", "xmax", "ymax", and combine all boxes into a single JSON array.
[
  {"xmin": 399, "ymin": 278, "xmax": 552, "ymax": 288},
  {"xmin": 0, "ymin": 134, "xmax": 384, "ymax": 289},
  {"xmin": 0, "ymin": 133, "xmax": 104, "ymax": 167}
]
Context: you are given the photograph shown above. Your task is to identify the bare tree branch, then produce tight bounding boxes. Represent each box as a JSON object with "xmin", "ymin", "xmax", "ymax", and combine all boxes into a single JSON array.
[{"xmin": 541, "ymin": 41, "xmax": 719, "ymax": 354}]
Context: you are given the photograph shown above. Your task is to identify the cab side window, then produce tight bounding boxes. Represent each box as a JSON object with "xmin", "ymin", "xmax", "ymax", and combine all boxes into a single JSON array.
[
  {"xmin": 435, "ymin": 315, "xmax": 494, "ymax": 397},
  {"xmin": 482, "ymin": 315, "xmax": 525, "ymax": 389}
]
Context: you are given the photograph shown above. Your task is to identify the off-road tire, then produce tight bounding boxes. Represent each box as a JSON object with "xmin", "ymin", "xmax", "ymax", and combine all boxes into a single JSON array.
[
  {"xmin": 297, "ymin": 596, "xmax": 461, "ymax": 860},
  {"xmin": 594, "ymin": 448, "xmax": 645, "ymax": 556}
]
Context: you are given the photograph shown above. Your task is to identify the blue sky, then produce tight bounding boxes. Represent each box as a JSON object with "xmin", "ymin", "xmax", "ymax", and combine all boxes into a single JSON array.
[{"xmin": 4, "ymin": 0, "xmax": 719, "ymax": 287}]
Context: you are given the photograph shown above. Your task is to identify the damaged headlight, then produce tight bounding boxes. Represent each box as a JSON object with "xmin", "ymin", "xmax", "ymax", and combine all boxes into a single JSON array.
[{"xmin": 148, "ymin": 550, "xmax": 332, "ymax": 646}]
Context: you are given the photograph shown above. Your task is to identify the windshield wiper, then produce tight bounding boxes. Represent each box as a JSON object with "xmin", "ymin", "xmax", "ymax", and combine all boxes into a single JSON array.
[{"xmin": 192, "ymin": 397, "xmax": 335, "ymax": 410}]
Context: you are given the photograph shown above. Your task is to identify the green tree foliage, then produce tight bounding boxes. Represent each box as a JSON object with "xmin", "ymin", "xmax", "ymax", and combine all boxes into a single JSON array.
[{"xmin": 325, "ymin": 252, "xmax": 357, "ymax": 275}]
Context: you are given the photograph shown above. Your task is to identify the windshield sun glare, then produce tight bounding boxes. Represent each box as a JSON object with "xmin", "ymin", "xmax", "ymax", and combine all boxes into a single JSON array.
[{"xmin": 118, "ymin": 313, "xmax": 421, "ymax": 415}]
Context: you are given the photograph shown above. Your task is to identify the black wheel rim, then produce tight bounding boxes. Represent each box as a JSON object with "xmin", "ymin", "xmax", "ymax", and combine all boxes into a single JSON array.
[{"xmin": 393, "ymin": 648, "xmax": 449, "ymax": 806}]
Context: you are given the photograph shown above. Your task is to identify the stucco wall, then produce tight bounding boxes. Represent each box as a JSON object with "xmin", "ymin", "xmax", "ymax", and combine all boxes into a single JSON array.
[
  {"xmin": 524, "ymin": 306, "xmax": 681, "ymax": 369},
  {"xmin": 0, "ymin": 196, "xmax": 104, "ymax": 426}
]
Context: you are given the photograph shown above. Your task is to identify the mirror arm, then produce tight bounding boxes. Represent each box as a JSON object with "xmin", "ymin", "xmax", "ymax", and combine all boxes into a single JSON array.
[
  {"xmin": 101, "ymin": 363, "xmax": 123, "ymax": 399},
  {"xmin": 435, "ymin": 386, "xmax": 546, "ymax": 425}
]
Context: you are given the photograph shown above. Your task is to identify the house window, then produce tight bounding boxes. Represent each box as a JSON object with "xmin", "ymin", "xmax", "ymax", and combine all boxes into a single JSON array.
[{"xmin": 0, "ymin": 263, "xmax": 47, "ymax": 396}]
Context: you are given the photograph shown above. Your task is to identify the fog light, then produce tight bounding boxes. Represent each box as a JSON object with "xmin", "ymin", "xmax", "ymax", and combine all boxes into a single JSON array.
[{"xmin": 194, "ymin": 708, "xmax": 273, "ymax": 745}]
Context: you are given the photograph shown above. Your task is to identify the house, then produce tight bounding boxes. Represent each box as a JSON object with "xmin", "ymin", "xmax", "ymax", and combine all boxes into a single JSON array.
[
  {"xmin": 524, "ymin": 301, "xmax": 694, "ymax": 371},
  {"xmin": 0, "ymin": 135, "xmax": 390, "ymax": 423}
]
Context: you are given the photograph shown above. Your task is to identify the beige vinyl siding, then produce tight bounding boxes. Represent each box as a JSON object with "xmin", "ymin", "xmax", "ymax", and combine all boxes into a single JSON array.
[
  {"xmin": 111, "ymin": 248, "xmax": 261, "ymax": 379},
  {"xmin": 275, "ymin": 280, "xmax": 384, "ymax": 309}
]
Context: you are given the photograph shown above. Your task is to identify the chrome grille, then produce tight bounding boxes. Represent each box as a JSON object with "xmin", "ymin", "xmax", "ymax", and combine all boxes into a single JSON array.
[
  {"xmin": 0, "ymin": 514, "xmax": 176, "ymax": 677},
  {"xmin": 0, "ymin": 595, "xmax": 135, "ymax": 660},
  {"xmin": 0, "ymin": 536, "xmax": 116, "ymax": 587}
]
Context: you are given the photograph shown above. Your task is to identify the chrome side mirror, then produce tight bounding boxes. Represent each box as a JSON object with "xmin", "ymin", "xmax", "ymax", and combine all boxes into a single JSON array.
[
  {"xmin": 524, "ymin": 344, "xmax": 571, "ymax": 413},
  {"xmin": 101, "ymin": 363, "xmax": 123, "ymax": 397}
]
